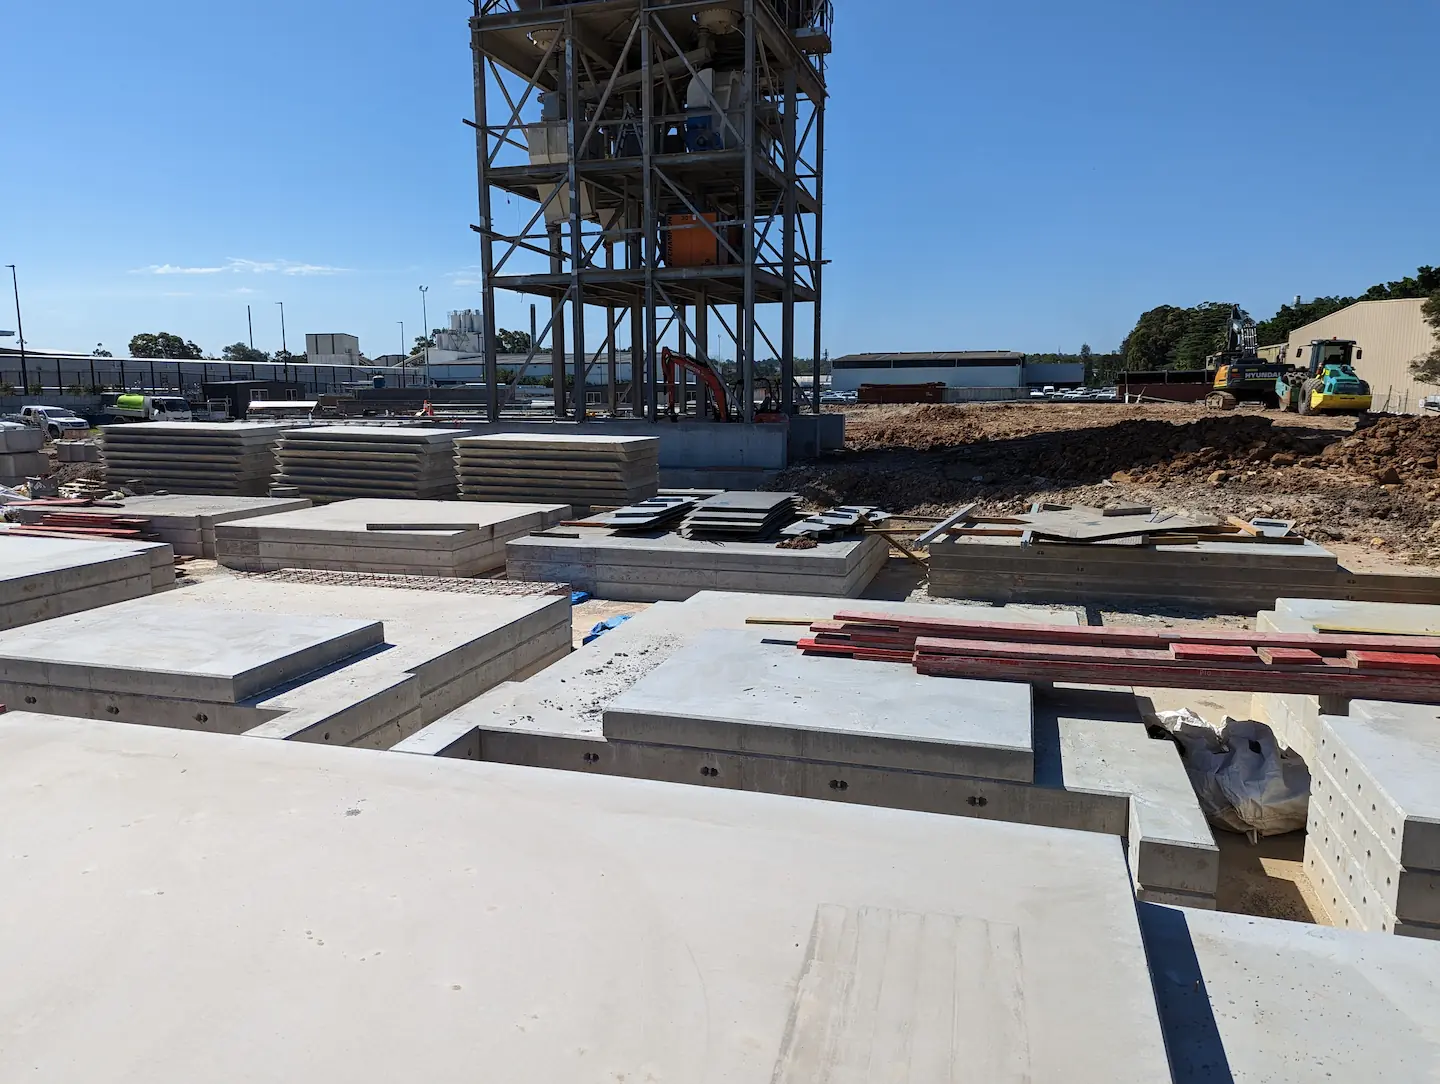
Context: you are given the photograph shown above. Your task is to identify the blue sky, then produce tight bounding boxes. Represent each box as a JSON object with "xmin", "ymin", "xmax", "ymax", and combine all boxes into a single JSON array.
[{"xmin": 2, "ymin": 0, "xmax": 1436, "ymax": 359}]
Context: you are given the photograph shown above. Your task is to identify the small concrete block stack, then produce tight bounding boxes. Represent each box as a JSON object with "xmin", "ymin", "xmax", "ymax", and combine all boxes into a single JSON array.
[
  {"xmin": 0, "ymin": 422, "xmax": 48, "ymax": 487},
  {"xmin": 215, "ymin": 497, "xmax": 570, "ymax": 576},
  {"xmin": 56, "ymin": 441, "xmax": 101, "ymax": 464},
  {"xmin": 0, "ymin": 535, "xmax": 175, "ymax": 631},
  {"xmin": 505, "ymin": 527, "xmax": 890, "ymax": 601},
  {"xmin": 100, "ymin": 421, "xmax": 290, "ymax": 496},
  {"xmin": 273, "ymin": 426, "xmax": 465, "ymax": 502},
  {"xmin": 1141, "ymin": 903, "xmax": 1440, "ymax": 1079},
  {"xmin": 1305, "ymin": 699, "xmax": 1440, "ymax": 940},
  {"xmin": 456, "ymin": 432, "xmax": 659, "ymax": 507}
]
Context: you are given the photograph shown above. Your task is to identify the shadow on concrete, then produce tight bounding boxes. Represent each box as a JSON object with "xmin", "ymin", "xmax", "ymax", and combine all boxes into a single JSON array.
[{"xmin": 1137, "ymin": 901, "xmax": 1237, "ymax": 1083}]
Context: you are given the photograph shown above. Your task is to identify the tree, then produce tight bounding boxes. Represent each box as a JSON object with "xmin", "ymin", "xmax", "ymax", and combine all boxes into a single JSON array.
[
  {"xmin": 273, "ymin": 349, "xmax": 305, "ymax": 366},
  {"xmin": 222, "ymin": 342, "xmax": 271, "ymax": 364},
  {"xmin": 1256, "ymin": 296, "xmax": 1352, "ymax": 346},
  {"xmin": 1408, "ymin": 292, "xmax": 1440, "ymax": 385},
  {"xmin": 129, "ymin": 332, "xmax": 203, "ymax": 359},
  {"xmin": 1121, "ymin": 302, "xmax": 1242, "ymax": 370},
  {"xmin": 92, "ymin": 344, "xmax": 112, "ymax": 357},
  {"xmin": 496, "ymin": 328, "xmax": 532, "ymax": 353},
  {"xmin": 410, "ymin": 335, "xmax": 435, "ymax": 357}
]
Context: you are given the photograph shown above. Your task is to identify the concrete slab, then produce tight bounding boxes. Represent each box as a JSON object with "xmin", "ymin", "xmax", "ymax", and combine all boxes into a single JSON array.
[
  {"xmin": 0, "ymin": 713, "xmax": 1172, "ymax": 1083},
  {"xmin": 457, "ymin": 432, "xmax": 660, "ymax": 455},
  {"xmin": 605, "ymin": 629, "xmax": 1035, "ymax": 781},
  {"xmin": 0, "ymin": 596, "xmax": 384, "ymax": 702},
  {"xmin": 1140, "ymin": 903, "xmax": 1440, "ymax": 1081},
  {"xmin": 0, "ymin": 536, "xmax": 172, "ymax": 629}
]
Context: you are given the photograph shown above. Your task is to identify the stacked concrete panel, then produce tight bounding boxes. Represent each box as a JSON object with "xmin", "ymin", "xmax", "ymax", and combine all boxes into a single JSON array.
[
  {"xmin": 1141, "ymin": 903, "xmax": 1440, "ymax": 1079},
  {"xmin": 216, "ymin": 497, "xmax": 569, "ymax": 576},
  {"xmin": 100, "ymin": 421, "xmax": 290, "ymax": 496},
  {"xmin": 400, "ymin": 590, "xmax": 1219, "ymax": 906},
  {"xmin": 0, "ymin": 422, "xmax": 48, "ymax": 486},
  {"xmin": 273, "ymin": 426, "xmax": 465, "ymax": 502},
  {"xmin": 930, "ymin": 532, "xmax": 1343, "ymax": 613},
  {"xmin": 0, "ymin": 535, "xmax": 174, "ymax": 631},
  {"xmin": 1, "ymin": 575, "xmax": 571, "ymax": 749},
  {"xmin": 456, "ymin": 432, "xmax": 659, "ymax": 506},
  {"xmin": 506, "ymin": 527, "xmax": 889, "ymax": 601},
  {"xmin": 1305, "ymin": 700, "xmax": 1440, "ymax": 940},
  {"xmin": 0, "ymin": 711, "xmax": 1174, "ymax": 1082},
  {"xmin": 11, "ymin": 494, "xmax": 312, "ymax": 558}
]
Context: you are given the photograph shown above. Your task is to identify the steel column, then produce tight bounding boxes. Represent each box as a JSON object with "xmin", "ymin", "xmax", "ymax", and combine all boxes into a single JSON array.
[
  {"xmin": 741, "ymin": 0, "xmax": 757, "ymax": 423},
  {"xmin": 565, "ymin": 16, "xmax": 586, "ymax": 422},
  {"xmin": 471, "ymin": 23, "xmax": 501, "ymax": 421}
]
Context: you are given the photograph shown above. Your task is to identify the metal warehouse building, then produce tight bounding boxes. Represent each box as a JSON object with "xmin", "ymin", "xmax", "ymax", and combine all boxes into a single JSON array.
[
  {"xmin": 830, "ymin": 351, "xmax": 1083, "ymax": 394},
  {"xmin": 1282, "ymin": 298, "xmax": 1437, "ymax": 414}
]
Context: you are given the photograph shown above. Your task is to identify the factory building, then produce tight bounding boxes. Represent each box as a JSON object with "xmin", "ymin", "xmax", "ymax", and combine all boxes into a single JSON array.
[{"xmin": 829, "ymin": 351, "xmax": 1084, "ymax": 394}]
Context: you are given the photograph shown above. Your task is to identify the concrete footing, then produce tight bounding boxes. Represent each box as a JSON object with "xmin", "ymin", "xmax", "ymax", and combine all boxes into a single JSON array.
[{"xmin": 0, "ymin": 535, "xmax": 174, "ymax": 631}]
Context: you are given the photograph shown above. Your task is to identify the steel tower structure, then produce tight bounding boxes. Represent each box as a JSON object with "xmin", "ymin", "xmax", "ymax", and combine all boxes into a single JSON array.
[{"xmin": 468, "ymin": 0, "xmax": 831, "ymax": 423}]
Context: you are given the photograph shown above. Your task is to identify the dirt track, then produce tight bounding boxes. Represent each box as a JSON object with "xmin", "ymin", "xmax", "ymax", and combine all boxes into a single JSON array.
[{"xmin": 777, "ymin": 402, "xmax": 1440, "ymax": 563}]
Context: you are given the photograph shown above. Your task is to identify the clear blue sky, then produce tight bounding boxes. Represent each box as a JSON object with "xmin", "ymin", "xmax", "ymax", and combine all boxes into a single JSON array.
[{"xmin": 2, "ymin": 0, "xmax": 1436, "ymax": 359}]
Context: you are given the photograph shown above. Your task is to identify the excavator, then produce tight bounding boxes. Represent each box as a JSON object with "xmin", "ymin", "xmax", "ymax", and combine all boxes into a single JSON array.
[
  {"xmin": 659, "ymin": 346, "xmax": 785, "ymax": 421},
  {"xmin": 1275, "ymin": 339, "xmax": 1372, "ymax": 415},
  {"xmin": 1206, "ymin": 306, "xmax": 1289, "ymax": 409}
]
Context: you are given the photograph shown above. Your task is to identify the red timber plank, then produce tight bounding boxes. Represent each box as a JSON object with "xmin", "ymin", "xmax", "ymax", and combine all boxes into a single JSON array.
[
  {"xmin": 3, "ymin": 527, "xmax": 145, "ymax": 539},
  {"xmin": 831, "ymin": 611, "xmax": 1440, "ymax": 656},
  {"xmin": 796, "ymin": 639, "xmax": 913, "ymax": 663},
  {"xmin": 913, "ymin": 636, "xmax": 1176, "ymax": 665},
  {"xmin": 1347, "ymin": 651, "xmax": 1440, "ymax": 671},
  {"xmin": 1172, "ymin": 643, "xmax": 1259, "ymax": 662},
  {"xmin": 914, "ymin": 654, "xmax": 1440, "ymax": 700},
  {"xmin": 1258, "ymin": 647, "xmax": 1324, "ymax": 666}
]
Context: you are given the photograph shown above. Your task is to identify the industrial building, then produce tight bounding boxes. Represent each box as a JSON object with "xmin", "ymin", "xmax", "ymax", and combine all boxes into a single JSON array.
[
  {"xmin": 1279, "ymin": 298, "xmax": 1437, "ymax": 413},
  {"xmin": 829, "ymin": 351, "xmax": 1084, "ymax": 395}
]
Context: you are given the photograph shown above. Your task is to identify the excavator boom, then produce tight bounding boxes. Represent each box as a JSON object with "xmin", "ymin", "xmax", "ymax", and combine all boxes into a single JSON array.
[{"xmin": 660, "ymin": 346, "xmax": 733, "ymax": 421}]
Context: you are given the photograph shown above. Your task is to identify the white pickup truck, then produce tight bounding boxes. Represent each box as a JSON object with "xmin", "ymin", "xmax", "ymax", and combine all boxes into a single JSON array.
[{"xmin": 17, "ymin": 405, "xmax": 91, "ymax": 439}]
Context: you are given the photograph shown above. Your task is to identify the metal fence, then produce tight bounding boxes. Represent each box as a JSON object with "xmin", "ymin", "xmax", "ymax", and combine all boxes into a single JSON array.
[{"xmin": 0, "ymin": 358, "xmax": 409, "ymax": 399}]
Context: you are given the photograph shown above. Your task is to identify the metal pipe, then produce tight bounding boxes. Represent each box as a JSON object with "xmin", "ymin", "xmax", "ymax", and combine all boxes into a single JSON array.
[{"xmin": 6, "ymin": 265, "xmax": 27, "ymax": 393}]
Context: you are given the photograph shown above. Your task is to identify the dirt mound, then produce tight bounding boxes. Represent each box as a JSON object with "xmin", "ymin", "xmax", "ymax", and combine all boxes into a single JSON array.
[
  {"xmin": 1316, "ymin": 414, "xmax": 1440, "ymax": 483},
  {"xmin": 844, "ymin": 404, "xmax": 987, "ymax": 451}
]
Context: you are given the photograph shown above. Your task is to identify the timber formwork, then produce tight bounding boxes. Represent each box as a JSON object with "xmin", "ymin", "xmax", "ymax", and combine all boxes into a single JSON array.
[{"xmin": 468, "ymin": 0, "xmax": 831, "ymax": 422}]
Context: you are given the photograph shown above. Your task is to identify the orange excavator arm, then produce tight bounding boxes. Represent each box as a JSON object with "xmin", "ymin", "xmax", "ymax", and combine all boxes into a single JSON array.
[{"xmin": 660, "ymin": 346, "xmax": 731, "ymax": 421}]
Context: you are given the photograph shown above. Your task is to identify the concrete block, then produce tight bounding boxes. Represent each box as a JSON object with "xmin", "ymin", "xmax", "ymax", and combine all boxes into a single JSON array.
[
  {"xmin": 1140, "ymin": 902, "xmax": 1440, "ymax": 1081},
  {"xmin": 0, "ymin": 712, "xmax": 1173, "ymax": 1082}
]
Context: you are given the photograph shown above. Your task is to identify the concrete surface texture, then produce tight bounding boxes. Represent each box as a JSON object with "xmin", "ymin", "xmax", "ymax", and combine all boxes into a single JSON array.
[
  {"xmin": 214, "ymin": 497, "xmax": 570, "ymax": 576},
  {"xmin": 101, "ymin": 421, "xmax": 291, "ymax": 496},
  {"xmin": 0, "ymin": 535, "xmax": 174, "ymax": 631},
  {"xmin": 274, "ymin": 425, "xmax": 466, "ymax": 502},
  {"xmin": 0, "ymin": 713, "xmax": 1172, "ymax": 1082},
  {"xmin": 456, "ymin": 432, "xmax": 660, "ymax": 506},
  {"xmin": 605, "ymin": 629, "xmax": 1036, "ymax": 781},
  {"xmin": 506, "ymin": 526, "xmax": 889, "ymax": 601},
  {"xmin": 400, "ymin": 591, "xmax": 1218, "ymax": 904},
  {"xmin": 3, "ymin": 575, "xmax": 571, "ymax": 750},
  {"xmin": 1140, "ymin": 902, "xmax": 1440, "ymax": 1080},
  {"xmin": 12, "ymin": 494, "xmax": 313, "ymax": 558}
]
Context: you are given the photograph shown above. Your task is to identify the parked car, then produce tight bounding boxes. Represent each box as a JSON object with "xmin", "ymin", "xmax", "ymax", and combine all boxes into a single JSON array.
[
  {"xmin": 17, "ymin": 404, "xmax": 90, "ymax": 439},
  {"xmin": 819, "ymin": 391, "xmax": 848, "ymax": 404}
]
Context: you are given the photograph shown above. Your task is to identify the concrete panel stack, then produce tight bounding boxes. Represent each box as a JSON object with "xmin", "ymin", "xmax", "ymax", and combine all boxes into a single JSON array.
[
  {"xmin": 100, "ymin": 422, "xmax": 290, "ymax": 496},
  {"xmin": 402, "ymin": 591, "xmax": 1219, "ymax": 908},
  {"xmin": 0, "ymin": 535, "xmax": 175, "ymax": 631},
  {"xmin": 1305, "ymin": 700, "xmax": 1440, "ymax": 940},
  {"xmin": 215, "ymin": 497, "xmax": 569, "ymax": 576},
  {"xmin": 506, "ymin": 527, "xmax": 889, "ymax": 601},
  {"xmin": 455, "ymin": 433, "xmax": 660, "ymax": 507},
  {"xmin": 0, "ymin": 423, "xmax": 48, "ymax": 487},
  {"xmin": 681, "ymin": 491, "xmax": 798, "ymax": 539},
  {"xmin": 273, "ymin": 426, "xmax": 466, "ymax": 502}
]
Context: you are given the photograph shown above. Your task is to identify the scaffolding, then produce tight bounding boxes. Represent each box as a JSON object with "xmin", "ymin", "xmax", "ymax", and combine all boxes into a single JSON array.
[{"xmin": 468, "ymin": 0, "xmax": 831, "ymax": 423}]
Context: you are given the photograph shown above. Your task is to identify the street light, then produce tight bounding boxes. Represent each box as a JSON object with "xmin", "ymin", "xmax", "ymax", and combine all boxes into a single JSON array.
[
  {"xmin": 275, "ymin": 301, "xmax": 288, "ymax": 382},
  {"xmin": 5, "ymin": 265, "xmax": 27, "ymax": 394},
  {"xmin": 418, "ymin": 285, "xmax": 430, "ymax": 388},
  {"xmin": 397, "ymin": 321, "xmax": 405, "ymax": 390}
]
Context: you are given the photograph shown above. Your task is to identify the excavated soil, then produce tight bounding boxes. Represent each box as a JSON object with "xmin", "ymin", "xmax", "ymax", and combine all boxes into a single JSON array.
[{"xmin": 777, "ymin": 403, "xmax": 1440, "ymax": 563}]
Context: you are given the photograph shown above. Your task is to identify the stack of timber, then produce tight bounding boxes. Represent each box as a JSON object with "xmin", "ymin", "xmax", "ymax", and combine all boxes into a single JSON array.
[
  {"xmin": 797, "ymin": 611, "xmax": 1440, "ymax": 702},
  {"xmin": 923, "ymin": 503, "xmax": 1352, "ymax": 612},
  {"xmin": 100, "ymin": 422, "xmax": 290, "ymax": 496},
  {"xmin": 681, "ymin": 492, "xmax": 798, "ymax": 540},
  {"xmin": 455, "ymin": 433, "xmax": 659, "ymax": 507},
  {"xmin": 273, "ymin": 426, "xmax": 465, "ymax": 502},
  {"xmin": 2, "ymin": 505, "xmax": 155, "ymax": 542},
  {"xmin": 10, "ymin": 495, "xmax": 312, "ymax": 557}
]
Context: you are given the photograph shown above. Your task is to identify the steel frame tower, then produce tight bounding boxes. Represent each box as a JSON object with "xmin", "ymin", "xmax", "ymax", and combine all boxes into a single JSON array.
[{"xmin": 468, "ymin": 0, "xmax": 831, "ymax": 424}]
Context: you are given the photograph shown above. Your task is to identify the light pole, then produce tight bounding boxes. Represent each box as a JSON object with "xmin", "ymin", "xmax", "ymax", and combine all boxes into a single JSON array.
[
  {"xmin": 418, "ymin": 285, "xmax": 430, "ymax": 388},
  {"xmin": 275, "ymin": 301, "xmax": 288, "ymax": 382},
  {"xmin": 397, "ymin": 321, "xmax": 405, "ymax": 390},
  {"xmin": 247, "ymin": 304, "xmax": 255, "ymax": 350},
  {"xmin": 5, "ymin": 265, "xmax": 27, "ymax": 394}
]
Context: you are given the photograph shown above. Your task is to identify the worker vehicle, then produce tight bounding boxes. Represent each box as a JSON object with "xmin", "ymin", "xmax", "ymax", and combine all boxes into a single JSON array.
[
  {"xmin": 658, "ymin": 347, "xmax": 794, "ymax": 422},
  {"xmin": 102, "ymin": 393, "xmax": 192, "ymax": 422},
  {"xmin": 1275, "ymin": 339, "xmax": 1372, "ymax": 415},
  {"xmin": 17, "ymin": 404, "xmax": 90, "ymax": 439},
  {"xmin": 1206, "ymin": 306, "xmax": 1289, "ymax": 409}
]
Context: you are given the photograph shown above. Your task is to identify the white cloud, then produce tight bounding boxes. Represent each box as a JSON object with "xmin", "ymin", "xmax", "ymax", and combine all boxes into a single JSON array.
[{"xmin": 132, "ymin": 258, "xmax": 349, "ymax": 277}]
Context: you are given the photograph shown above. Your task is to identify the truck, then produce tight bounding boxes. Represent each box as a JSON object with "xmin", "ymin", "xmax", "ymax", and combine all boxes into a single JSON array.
[
  {"xmin": 102, "ymin": 393, "xmax": 193, "ymax": 422},
  {"xmin": 16, "ymin": 405, "xmax": 91, "ymax": 439}
]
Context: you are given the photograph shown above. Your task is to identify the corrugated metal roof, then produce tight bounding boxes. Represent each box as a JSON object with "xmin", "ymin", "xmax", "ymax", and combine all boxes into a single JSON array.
[{"xmin": 833, "ymin": 351, "xmax": 1025, "ymax": 364}]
